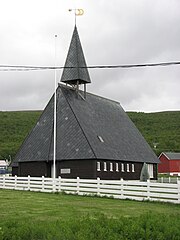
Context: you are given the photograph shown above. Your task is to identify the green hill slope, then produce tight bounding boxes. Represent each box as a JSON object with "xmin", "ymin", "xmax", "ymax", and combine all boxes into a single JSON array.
[
  {"xmin": 0, "ymin": 110, "xmax": 179, "ymax": 160},
  {"xmin": 0, "ymin": 111, "xmax": 41, "ymax": 160},
  {"xmin": 128, "ymin": 111, "xmax": 180, "ymax": 156}
]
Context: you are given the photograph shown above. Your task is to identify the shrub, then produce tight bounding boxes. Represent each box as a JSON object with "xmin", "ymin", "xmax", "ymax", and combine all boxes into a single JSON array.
[{"xmin": 0, "ymin": 212, "xmax": 180, "ymax": 240}]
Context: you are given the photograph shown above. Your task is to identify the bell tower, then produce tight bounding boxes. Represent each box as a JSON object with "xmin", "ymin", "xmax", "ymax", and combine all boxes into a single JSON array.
[{"xmin": 60, "ymin": 26, "xmax": 91, "ymax": 98}]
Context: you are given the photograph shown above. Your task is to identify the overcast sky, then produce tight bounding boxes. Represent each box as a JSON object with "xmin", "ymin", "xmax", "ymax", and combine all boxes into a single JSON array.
[{"xmin": 0, "ymin": 0, "xmax": 180, "ymax": 112}]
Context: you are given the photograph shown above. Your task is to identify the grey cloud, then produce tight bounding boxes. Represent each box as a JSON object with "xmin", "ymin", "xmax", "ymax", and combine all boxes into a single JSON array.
[{"xmin": 0, "ymin": 0, "xmax": 180, "ymax": 112}]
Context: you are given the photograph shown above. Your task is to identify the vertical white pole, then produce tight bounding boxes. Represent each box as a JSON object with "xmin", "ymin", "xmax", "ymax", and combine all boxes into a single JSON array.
[{"xmin": 53, "ymin": 35, "xmax": 57, "ymax": 179}]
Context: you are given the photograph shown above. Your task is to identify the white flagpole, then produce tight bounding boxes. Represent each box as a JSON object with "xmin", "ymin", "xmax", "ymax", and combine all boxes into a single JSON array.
[{"xmin": 53, "ymin": 34, "xmax": 57, "ymax": 179}]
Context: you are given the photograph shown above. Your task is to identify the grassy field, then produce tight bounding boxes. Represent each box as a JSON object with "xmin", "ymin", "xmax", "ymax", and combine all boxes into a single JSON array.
[
  {"xmin": 0, "ymin": 189, "xmax": 180, "ymax": 239},
  {"xmin": 0, "ymin": 110, "xmax": 180, "ymax": 160}
]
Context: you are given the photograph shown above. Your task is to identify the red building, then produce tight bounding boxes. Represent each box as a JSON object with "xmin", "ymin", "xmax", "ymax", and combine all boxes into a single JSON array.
[{"xmin": 158, "ymin": 152, "xmax": 180, "ymax": 176}]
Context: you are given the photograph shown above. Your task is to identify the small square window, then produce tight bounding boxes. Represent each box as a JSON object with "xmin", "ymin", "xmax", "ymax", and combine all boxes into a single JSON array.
[
  {"xmin": 110, "ymin": 162, "xmax": 113, "ymax": 172},
  {"xmin": 121, "ymin": 163, "xmax": 124, "ymax": 172},
  {"xmin": 104, "ymin": 162, "xmax": 107, "ymax": 171},
  {"xmin": 116, "ymin": 163, "xmax": 119, "ymax": 172},
  {"xmin": 97, "ymin": 136, "xmax": 104, "ymax": 143},
  {"xmin": 127, "ymin": 163, "xmax": 130, "ymax": 172},
  {"xmin": 97, "ymin": 162, "xmax": 100, "ymax": 171}
]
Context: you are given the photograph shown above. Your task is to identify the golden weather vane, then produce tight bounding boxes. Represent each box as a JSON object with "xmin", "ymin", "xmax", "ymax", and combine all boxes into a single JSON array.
[{"xmin": 68, "ymin": 8, "xmax": 84, "ymax": 25}]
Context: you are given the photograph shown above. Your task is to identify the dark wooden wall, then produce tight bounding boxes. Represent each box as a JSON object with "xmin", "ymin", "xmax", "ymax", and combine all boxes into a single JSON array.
[
  {"xmin": 12, "ymin": 167, "xmax": 18, "ymax": 176},
  {"xmin": 18, "ymin": 162, "xmax": 51, "ymax": 177},
  {"xmin": 12, "ymin": 160, "xmax": 157, "ymax": 180},
  {"xmin": 57, "ymin": 160, "xmax": 96, "ymax": 179},
  {"xmin": 96, "ymin": 161, "xmax": 157, "ymax": 180}
]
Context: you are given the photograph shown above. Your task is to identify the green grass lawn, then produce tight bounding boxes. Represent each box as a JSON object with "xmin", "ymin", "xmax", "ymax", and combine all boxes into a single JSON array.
[{"xmin": 0, "ymin": 189, "xmax": 180, "ymax": 239}]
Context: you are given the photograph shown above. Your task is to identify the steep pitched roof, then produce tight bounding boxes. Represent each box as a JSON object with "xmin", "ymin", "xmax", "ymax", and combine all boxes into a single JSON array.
[
  {"xmin": 61, "ymin": 26, "xmax": 91, "ymax": 84},
  {"xmin": 14, "ymin": 84, "xmax": 159, "ymax": 164},
  {"xmin": 161, "ymin": 152, "xmax": 180, "ymax": 160},
  {"xmin": 14, "ymin": 85, "xmax": 95, "ymax": 163}
]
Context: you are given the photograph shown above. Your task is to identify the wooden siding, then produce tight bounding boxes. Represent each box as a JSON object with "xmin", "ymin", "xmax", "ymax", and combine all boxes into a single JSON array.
[
  {"xmin": 169, "ymin": 160, "xmax": 180, "ymax": 173},
  {"xmin": 96, "ymin": 161, "xmax": 157, "ymax": 180},
  {"xmin": 12, "ymin": 167, "xmax": 18, "ymax": 176},
  {"xmin": 12, "ymin": 160, "xmax": 158, "ymax": 180},
  {"xmin": 57, "ymin": 160, "xmax": 157, "ymax": 180},
  {"xmin": 56, "ymin": 160, "xmax": 96, "ymax": 179},
  {"xmin": 159, "ymin": 153, "xmax": 180, "ymax": 174},
  {"xmin": 158, "ymin": 154, "xmax": 170, "ymax": 173},
  {"xmin": 18, "ymin": 162, "xmax": 51, "ymax": 177}
]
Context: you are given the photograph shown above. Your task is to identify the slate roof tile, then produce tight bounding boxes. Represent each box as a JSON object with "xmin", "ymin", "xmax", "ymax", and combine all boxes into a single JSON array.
[{"xmin": 61, "ymin": 26, "xmax": 91, "ymax": 84}]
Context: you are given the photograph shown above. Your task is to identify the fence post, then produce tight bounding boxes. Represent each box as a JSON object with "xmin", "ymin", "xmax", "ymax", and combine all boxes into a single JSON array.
[
  {"xmin": 161, "ymin": 177, "xmax": 163, "ymax": 183},
  {"xmin": 58, "ymin": 176, "xmax": 61, "ymax": 192},
  {"xmin": 120, "ymin": 178, "xmax": 124, "ymax": 199},
  {"xmin": 42, "ymin": 176, "xmax": 44, "ymax": 192},
  {"xmin": 14, "ymin": 175, "xmax": 17, "ymax": 190},
  {"xmin": 169, "ymin": 177, "xmax": 171, "ymax": 183},
  {"xmin": 3, "ymin": 175, "xmax": 5, "ymax": 188},
  {"xmin": 97, "ymin": 177, "xmax": 100, "ymax": 196},
  {"xmin": 27, "ymin": 175, "xmax": 30, "ymax": 191},
  {"xmin": 52, "ymin": 177, "xmax": 56, "ymax": 192},
  {"xmin": 177, "ymin": 180, "xmax": 180, "ymax": 204},
  {"xmin": 77, "ymin": 177, "xmax": 80, "ymax": 195},
  {"xmin": 147, "ymin": 179, "xmax": 150, "ymax": 200}
]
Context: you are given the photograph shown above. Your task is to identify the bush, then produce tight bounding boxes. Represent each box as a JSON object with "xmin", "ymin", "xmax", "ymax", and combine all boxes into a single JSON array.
[{"xmin": 0, "ymin": 212, "xmax": 180, "ymax": 240}]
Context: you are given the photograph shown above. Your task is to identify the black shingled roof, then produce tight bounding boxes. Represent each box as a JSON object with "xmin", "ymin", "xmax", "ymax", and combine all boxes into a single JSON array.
[
  {"xmin": 14, "ymin": 84, "xmax": 159, "ymax": 164},
  {"xmin": 61, "ymin": 26, "xmax": 91, "ymax": 84}
]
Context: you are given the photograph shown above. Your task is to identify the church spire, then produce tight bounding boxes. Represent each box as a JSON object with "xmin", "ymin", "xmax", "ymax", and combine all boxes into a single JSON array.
[{"xmin": 60, "ymin": 26, "xmax": 91, "ymax": 86}]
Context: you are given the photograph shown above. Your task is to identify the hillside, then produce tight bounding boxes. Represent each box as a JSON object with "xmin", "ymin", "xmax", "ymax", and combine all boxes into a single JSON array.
[
  {"xmin": 128, "ymin": 111, "xmax": 180, "ymax": 156},
  {"xmin": 0, "ymin": 111, "xmax": 42, "ymax": 160},
  {"xmin": 0, "ymin": 110, "xmax": 179, "ymax": 160}
]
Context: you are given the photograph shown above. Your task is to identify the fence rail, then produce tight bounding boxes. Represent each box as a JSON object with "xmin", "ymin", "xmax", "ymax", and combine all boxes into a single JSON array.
[{"xmin": 0, "ymin": 176, "xmax": 180, "ymax": 204}]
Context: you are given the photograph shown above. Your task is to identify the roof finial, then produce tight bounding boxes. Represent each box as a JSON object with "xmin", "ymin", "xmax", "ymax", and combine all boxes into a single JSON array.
[{"xmin": 68, "ymin": 8, "xmax": 84, "ymax": 26}]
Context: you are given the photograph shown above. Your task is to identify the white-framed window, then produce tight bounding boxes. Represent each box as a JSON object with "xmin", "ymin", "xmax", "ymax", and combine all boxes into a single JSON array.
[
  {"xmin": 121, "ymin": 163, "xmax": 124, "ymax": 172},
  {"xmin": 132, "ymin": 164, "xmax": 135, "ymax": 172},
  {"xmin": 110, "ymin": 162, "xmax": 113, "ymax": 171},
  {"xmin": 97, "ymin": 162, "xmax": 101, "ymax": 171},
  {"xmin": 127, "ymin": 164, "xmax": 130, "ymax": 172},
  {"xmin": 104, "ymin": 162, "xmax": 107, "ymax": 171},
  {"xmin": 116, "ymin": 163, "xmax": 119, "ymax": 172},
  {"xmin": 147, "ymin": 164, "xmax": 154, "ymax": 178}
]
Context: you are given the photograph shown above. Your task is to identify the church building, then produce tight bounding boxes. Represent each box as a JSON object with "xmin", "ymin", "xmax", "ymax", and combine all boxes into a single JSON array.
[{"xmin": 11, "ymin": 26, "xmax": 159, "ymax": 180}]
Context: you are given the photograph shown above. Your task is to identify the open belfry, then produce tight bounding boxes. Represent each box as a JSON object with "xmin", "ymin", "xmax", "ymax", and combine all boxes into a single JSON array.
[{"xmin": 11, "ymin": 25, "xmax": 159, "ymax": 180}]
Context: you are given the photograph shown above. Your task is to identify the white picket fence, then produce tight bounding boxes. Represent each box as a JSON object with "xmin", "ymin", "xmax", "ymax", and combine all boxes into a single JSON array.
[
  {"xmin": 158, "ymin": 177, "xmax": 179, "ymax": 184},
  {"xmin": 0, "ymin": 175, "xmax": 180, "ymax": 204}
]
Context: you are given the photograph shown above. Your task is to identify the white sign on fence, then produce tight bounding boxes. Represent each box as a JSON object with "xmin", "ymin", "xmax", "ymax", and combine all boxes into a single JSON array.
[{"xmin": 0, "ymin": 176, "xmax": 179, "ymax": 204}]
